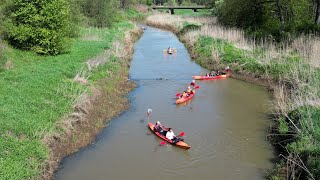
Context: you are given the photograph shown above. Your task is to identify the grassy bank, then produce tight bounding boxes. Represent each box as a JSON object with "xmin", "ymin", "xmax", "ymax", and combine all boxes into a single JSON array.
[
  {"xmin": 146, "ymin": 14, "xmax": 320, "ymax": 179},
  {"xmin": 0, "ymin": 19, "xmax": 142, "ymax": 179}
]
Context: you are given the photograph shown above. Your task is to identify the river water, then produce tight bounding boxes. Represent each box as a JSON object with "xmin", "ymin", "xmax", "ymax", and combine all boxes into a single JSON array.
[{"xmin": 55, "ymin": 27, "xmax": 274, "ymax": 180}]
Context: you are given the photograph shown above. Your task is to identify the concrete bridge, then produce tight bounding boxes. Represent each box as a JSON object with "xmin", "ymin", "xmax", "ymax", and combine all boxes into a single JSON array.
[{"xmin": 151, "ymin": 6, "xmax": 209, "ymax": 14}]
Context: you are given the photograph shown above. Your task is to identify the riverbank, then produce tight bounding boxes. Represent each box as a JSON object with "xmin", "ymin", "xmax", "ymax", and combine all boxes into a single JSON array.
[
  {"xmin": 0, "ymin": 19, "xmax": 143, "ymax": 179},
  {"xmin": 146, "ymin": 14, "xmax": 320, "ymax": 179}
]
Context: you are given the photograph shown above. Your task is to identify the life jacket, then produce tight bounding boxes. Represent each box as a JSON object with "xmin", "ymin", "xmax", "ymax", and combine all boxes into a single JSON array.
[{"xmin": 182, "ymin": 92, "xmax": 187, "ymax": 98}]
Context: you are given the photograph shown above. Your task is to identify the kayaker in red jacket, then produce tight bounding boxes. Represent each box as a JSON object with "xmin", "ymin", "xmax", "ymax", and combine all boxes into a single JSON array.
[
  {"xmin": 190, "ymin": 80, "xmax": 196, "ymax": 87},
  {"xmin": 225, "ymin": 66, "xmax": 230, "ymax": 73}
]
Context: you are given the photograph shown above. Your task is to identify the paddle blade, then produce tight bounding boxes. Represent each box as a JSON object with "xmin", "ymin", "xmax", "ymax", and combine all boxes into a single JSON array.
[
  {"xmin": 160, "ymin": 141, "xmax": 166, "ymax": 145},
  {"xmin": 176, "ymin": 93, "xmax": 181, "ymax": 97},
  {"xmin": 195, "ymin": 86, "xmax": 200, "ymax": 89},
  {"xmin": 179, "ymin": 132, "xmax": 185, "ymax": 137}
]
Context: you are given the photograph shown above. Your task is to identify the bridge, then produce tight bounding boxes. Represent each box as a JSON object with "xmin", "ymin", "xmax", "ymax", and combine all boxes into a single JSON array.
[{"xmin": 151, "ymin": 6, "xmax": 209, "ymax": 15}]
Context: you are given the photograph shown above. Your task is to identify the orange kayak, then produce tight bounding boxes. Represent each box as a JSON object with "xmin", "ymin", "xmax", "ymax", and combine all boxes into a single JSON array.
[
  {"xmin": 192, "ymin": 74, "xmax": 230, "ymax": 80},
  {"xmin": 148, "ymin": 122, "xmax": 191, "ymax": 149},
  {"xmin": 176, "ymin": 93, "xmax": 195, "ymax": 104}
]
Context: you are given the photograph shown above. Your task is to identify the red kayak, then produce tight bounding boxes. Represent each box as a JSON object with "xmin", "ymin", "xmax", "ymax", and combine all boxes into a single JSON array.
[
  {"xmin": 192, "ymin": 74, "xmax": 230, "ymax": 80},
  {"xmin": 148, "ymin": 122, "xmax": 191, "ymax": 149},
  {"xmin": 176, "ymin": 92, "xmax": 195, "ymax": 104}
]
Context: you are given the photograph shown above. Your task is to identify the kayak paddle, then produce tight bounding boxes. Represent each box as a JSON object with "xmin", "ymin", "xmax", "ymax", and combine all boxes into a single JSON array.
[
  {"xmin": 160, "ymin": 141, "xmax": 166, "ymax": 145},
  {"xmin": 178, "ymin": 132, "xmax": 185, "ymax": 137}
]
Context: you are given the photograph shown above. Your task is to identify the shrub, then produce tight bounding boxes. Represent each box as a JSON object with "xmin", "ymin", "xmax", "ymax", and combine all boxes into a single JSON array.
[{"xmin": 2, "ymin": 0, "xmax": 73, "ymax": 55}]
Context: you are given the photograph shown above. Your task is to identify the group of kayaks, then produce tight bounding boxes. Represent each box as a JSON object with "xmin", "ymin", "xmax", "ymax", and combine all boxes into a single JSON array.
[
  {"xmin": 148, "ymin": 71, "xmax": 230, "ymax": 150},
  {"xmin": 175, "ymin": 74, "xmax": 230, "ymax": 104}
]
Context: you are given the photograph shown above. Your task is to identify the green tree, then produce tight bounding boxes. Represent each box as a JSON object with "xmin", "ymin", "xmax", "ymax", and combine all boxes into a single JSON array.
[
  {"xmin": 2, "ymin": 0, "xmax": 73, "ymax": 55},
  {"xmin": 119, "ymin": 0, "xmax": 138, "ymax": 8},
  {"xmin": 216, "ymin": 0, "xmax": 319, "ymax": 40},
  {"xmin": 167, "ymin": 0, "xmax": 177, "ymax": 6},
  {"xmin": 82, "ymin": 0, "xmax": 120, "ymax": 27}
]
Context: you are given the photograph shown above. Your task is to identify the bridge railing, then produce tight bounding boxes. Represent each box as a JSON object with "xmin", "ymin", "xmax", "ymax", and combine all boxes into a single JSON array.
[
  {"xmin": 151, "ymin": 6, "xmax": 209, "ymax": 14},
  {"xmin": 151, "ymin": 6, "xmax": 207, "ymax": 9}
]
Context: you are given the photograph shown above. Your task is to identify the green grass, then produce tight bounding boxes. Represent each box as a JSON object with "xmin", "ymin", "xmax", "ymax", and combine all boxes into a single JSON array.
[
  {"xmin": 194, "ymin": 37, "xmax": 264, "ymax": 74},
  {"xmin": 123, "ymin": 8, "xmax": 150, "ymax": 21},
  {"xmin": 0, "ymin": 21, "xmax": 135, "ymax": 179}
]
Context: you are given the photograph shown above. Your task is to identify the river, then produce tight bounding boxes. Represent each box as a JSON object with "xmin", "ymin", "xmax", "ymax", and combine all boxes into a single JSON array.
[{"xmin": 55, "ymin": 27, "xmax": 274, "ymax": 180}]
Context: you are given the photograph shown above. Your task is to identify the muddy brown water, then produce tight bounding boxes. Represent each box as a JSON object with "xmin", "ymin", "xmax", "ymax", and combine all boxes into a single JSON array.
[{"xmin": 55, "ymin": 27, "xmax": 275, "ymax": 180}]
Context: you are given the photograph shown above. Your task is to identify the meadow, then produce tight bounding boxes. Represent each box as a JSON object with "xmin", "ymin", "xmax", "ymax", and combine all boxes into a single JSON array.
[{"xmin": 0, "ymin": 21, "xmax": 140, "ymax": 179}]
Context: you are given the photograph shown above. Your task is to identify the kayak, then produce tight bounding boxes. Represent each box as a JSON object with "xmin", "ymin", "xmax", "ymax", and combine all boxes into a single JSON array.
[
  {"xmin": 192, "ymin": 74, "xmax": 230, "ymax": 80},
  {"xmin": 148, "ymin": 122, "xmax": 191, "ymax": 149},
  {"xmin": 176, "ymin": 92, "xmax": 195, "ymax": 104},
  {"xmin": 163, "ymin": 49, "xmax": 177, "ymax": 54}
]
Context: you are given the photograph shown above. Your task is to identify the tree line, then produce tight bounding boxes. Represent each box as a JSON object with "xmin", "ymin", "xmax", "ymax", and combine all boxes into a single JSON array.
[
  {"xmin": 213, "ymin": 0, "xmax": 320, "ymax": 40},
  {"xmin": 0, "ymin": 0, "xmax": 149, "ymax": 55},
  {"xmin": 2, "ymin": 0, "xmax": 318, "ymax": 55}
]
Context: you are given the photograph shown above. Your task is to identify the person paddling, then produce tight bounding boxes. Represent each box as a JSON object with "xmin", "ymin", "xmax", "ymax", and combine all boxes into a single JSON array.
[
  {"xmin": 166, "ymin": 128, "xmax": 177, "ymax": 143},
  {"xmin": 166, "ymin": 128, "xmax": 183, "ymax": 143},
  {"xmin": 225, "ymin": 66, "xmax": 230, "ymax": 73},
  {"xmin": 154, "ymin": 121, "xmax": 165, "ymax": 134},
  {"xmin": 208, "ymin": 70, "xmax": 215, "ymax": 76},
  {"xmin": 186, "ymin": 86, "xmax": 192, "ymax": 93},
  {"xmin": 190, "ymin": 80, "xmax": 196, "ymax": 87}
]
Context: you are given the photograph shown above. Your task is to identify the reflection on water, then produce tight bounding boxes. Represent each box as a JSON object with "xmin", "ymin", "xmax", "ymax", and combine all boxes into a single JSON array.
[{"xmin": 55, "ymin": 27, "xmax": 274, "ymax": 180}]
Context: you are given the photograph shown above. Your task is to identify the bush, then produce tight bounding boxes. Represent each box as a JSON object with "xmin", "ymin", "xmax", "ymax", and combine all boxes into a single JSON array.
[
  {"xmin": 81, "ymin": 0, "xmax": 121, "ymax": 28},
  {"xmin": 1, "ymin": 0, "xmax": 73, "ymax": 55}
]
